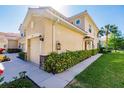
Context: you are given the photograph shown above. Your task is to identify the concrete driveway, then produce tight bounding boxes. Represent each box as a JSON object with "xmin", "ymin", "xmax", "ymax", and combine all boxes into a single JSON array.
[
  {"xmin": 0, "ymin": 53, "xmax": 102, "ymax": 88},
  {"xmin": 1, "ymin": 53, "xmax": 53, "ymax": 84}
]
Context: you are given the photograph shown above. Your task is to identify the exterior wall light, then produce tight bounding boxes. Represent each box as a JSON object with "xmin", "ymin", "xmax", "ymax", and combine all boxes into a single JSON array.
[
  {"xmin": 39, "ymin": 35, "xmax": 44, "ymax": 41},
  {"xmin": 56, "ymin": 41, "xmax": 61, "ymax": 50}
]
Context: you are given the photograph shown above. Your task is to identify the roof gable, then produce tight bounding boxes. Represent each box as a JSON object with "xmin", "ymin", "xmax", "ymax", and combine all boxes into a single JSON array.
[
  {"xmin": 68, "ymin": 10, "xmax": 99, "ymax": 30},
  {"xmin": 20, "ymin": 7, "xmax": 87, "ymax": 35}
]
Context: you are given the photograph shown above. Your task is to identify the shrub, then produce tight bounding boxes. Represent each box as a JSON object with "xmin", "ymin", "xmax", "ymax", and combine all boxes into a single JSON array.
[
  {"xmin": 92, "ymin": 49, "xmax": 99, "ymax": 55},
  {"xmin": 0, "ymin": 71, "xmax": 39, "ymax": 88},
  {"xmin": 0, "ymin": 77, "xmax": 39, "ymax": 88},
  {"xmin": 44, "ymin": 49, "xmax": 99, "ymax": 73},
  {"xmin": 7, "ymin": 48, "xmax": 22, "ymax": 53},
  {"xmin": 18, "ymin": 52, "xmax": 27, "ymax": 60},
  {"xmin": 99, "ymin": 47, "xmax": 105, "ymax": 53},
  {"xmin": 99, "ymin": 47, "xmax": 112, "ymax": 53}
]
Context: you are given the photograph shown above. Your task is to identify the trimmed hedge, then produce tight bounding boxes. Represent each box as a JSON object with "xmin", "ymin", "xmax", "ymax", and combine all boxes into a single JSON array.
[
  {"xmin": 7, "ymin": 48, "xmax": 22, "ymax": 53},
  {"xmin": 18, "ymin": 52, "xmax": 27, "ymax": 61},
  {"xmin": 44, "ymin": 49, "xmax": 99, "ymax": 74}
]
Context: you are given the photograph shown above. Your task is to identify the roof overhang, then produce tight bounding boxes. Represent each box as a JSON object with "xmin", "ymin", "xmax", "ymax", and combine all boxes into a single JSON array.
[{"xmin": 20, "ymin": 8, "xmax": 87, "ymax": 35}]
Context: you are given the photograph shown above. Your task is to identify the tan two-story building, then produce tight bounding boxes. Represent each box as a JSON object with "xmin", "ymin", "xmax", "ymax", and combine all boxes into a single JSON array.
[
  {"xmin": 19, "ymin": 7, "xmax": 99, "ymax": 67},
  {"xmin": 0, "ymin": 32, "xmax": 20, "ymax": 49}
]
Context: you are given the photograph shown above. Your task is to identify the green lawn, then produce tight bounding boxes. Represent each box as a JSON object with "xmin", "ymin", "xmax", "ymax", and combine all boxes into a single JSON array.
[{"xmin": 67, "ymin": 51, "xmax": 124, "ymax": 88}]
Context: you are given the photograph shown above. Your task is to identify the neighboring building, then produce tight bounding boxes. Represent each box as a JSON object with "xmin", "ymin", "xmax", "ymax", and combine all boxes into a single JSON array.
[
  {"xmin": 0, "ymin": 32, "xmax": 20, "ymax": 49},
  {"xmin": 19, "ymin": 7, "xmax": 99, "ymax": 66}
]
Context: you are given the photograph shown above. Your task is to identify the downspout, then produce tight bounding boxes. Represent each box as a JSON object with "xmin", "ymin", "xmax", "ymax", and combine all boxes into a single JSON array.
[{"xmin": 52, "ymin": 19, "xmax": 59, "ymax": 52}]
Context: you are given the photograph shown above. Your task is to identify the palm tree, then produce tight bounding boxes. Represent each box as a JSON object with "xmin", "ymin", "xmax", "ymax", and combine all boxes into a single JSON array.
[
  {"xmin": 97, "ymin": 27, "xmax": 105, "ymax": 48},
  {"xmin": 98, "ymin": 24, "xmax": 117, "ymax": 49},
  {"xmin": 97, "ymin": 27, "xmax": 105, "ymax": 38},
  {"xmin": 110, "ymin": 25, "xmax": 119, "ymax": 51}
]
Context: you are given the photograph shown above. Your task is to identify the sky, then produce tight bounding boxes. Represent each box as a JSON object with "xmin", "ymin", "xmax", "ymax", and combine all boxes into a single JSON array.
[{"xmin": 0, "ymin": 5, "xmax": 124, "ymax": 34}]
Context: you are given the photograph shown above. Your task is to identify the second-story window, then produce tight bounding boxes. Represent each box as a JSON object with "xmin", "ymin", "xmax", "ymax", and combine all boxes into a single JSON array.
[
  {"xmin": 89, "ymin": 25, "xmax": 92, "ymax": 33},
  {"xmin": 21, "ymin": 31, "xmax": 25, "ymax": 37},
  {"xmin": 75, "ymin": 19, "xmax": 80, "ymax": 25}
]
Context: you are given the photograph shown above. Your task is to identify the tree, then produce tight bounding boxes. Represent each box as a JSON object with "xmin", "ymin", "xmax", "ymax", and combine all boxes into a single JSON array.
[
  {"xmin": 97, "ymin": 27, "xmax": 105, "ymax": 48},
  {"xmin": 99, "ymin": 24, "xmax": 119, "ymax": 49},
  {"xmin": 116, "ymin": 36, "xmax": 124, "ymax": 49},
  {"xmin": 108, "ymin": 25, "xmax": 124, "ymax": 51},
  {"xmin": 109, "ymin": 25, "xmax": 118, "ymax": 49}
]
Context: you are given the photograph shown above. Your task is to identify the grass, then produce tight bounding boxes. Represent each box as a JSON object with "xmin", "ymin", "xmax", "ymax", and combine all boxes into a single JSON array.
[
  {"xmin": 0, "ymin": 77, "xmax": 39, "ymax": 88},
  {"xmin": 67, "ymin": 51, "xmax": 124, "ymax": 88}
]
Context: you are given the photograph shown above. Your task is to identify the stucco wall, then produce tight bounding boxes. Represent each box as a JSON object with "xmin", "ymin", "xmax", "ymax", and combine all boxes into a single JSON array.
[
  {"xmin": 55, "ymin": 24, "xmax": 84, "ymax": 52},
  {"xmin": 68, "ymin": 13, "xmax": 99, "ymax": 49},
  {"xmin": 68, "ymin": 14, "xmax": 85, "ymax": 30},
  {"xmin": 25, "ymin": 16, "xmax": 45, "ymax": 54},
  {"xmin": 23, "ymin": 14, "xmax": 98, "ymax": 56},
  {"xmin": 44, "ymin": 18, "xmax": 53, "ymax": 55},
  {"xmin": 26, "ymin": 16, "xmax": 45, "ymax": 36},
  {"xmin": 84, "ymin": 16, "xmax": 99, "ymax": 49},
  {"xmin": 44, "ymin": 18, "xmax": 84, "ymax": 55},
  {"xmin": 0, "ymin": 39, "xmax": 7, "ymax": 49},
  {"xmin": 19, "ymin": 37, "xmax": 26, "ymax": 52}
]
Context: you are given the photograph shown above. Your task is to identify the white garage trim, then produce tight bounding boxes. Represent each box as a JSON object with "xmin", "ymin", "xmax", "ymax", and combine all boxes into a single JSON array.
[{"xmin": 26, "ymin": 33, "xmax": 42, "ymax": 39}]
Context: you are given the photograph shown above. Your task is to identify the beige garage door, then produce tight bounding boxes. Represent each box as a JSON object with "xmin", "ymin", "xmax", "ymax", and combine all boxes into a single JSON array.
[
  {"xmin": 8, "ymin": 40, "xmax": 18, "ymax": 49},
  {"xmin": 30, "ymin": 37, "xmax": 41, "ymax": 64}
]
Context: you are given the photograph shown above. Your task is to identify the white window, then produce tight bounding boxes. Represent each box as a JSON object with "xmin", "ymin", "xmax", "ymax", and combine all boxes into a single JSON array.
[{"xmin": 75, "ymin": 19, "xmax": 81, "ymax": 25}]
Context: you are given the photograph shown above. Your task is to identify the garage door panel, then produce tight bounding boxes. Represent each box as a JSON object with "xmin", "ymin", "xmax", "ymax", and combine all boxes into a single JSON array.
[
  {"xmin": 30, "ymin": 37, "xmax": 40, "ymax": 64},
  {"xmin": 8, "ymin": 40, "xmax": 18, "ymax": 49}
]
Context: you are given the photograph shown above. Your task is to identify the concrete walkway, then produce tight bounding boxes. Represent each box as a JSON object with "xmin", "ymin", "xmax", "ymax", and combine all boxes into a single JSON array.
[
  {"xmin": 0, "ymin": 53, "xmax": 102, "ymax": 88},
  {"xmin": 1, "ymin": 53, "xmax": 53, "ymax": 84}
]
